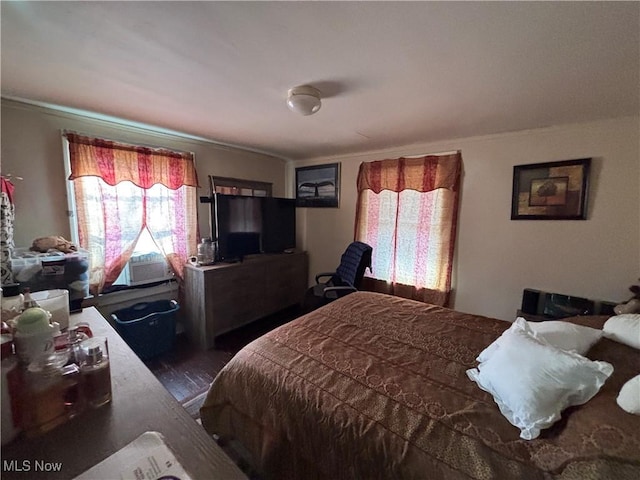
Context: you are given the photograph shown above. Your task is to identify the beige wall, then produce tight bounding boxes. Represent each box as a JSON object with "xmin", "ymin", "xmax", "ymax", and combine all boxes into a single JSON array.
[
  {"xmin": 292, "ymin": 116, "xmax": 640, "ymax": 321},
  {"xmin": 1, "ymin": 99, "xmax": 288, "ymax": 250},
  {"xmin": 3, "ymin": 99, "xmax": 638, "ymax": 321}
]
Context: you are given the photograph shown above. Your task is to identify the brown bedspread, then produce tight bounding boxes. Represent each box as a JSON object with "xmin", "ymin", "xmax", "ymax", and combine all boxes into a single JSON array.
[{"xmin": 201, "ymin": 291, "xmax": 640, "ymax": 479}]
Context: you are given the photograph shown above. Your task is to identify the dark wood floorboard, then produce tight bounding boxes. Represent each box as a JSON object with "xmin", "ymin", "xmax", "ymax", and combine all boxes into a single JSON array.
[{"xmin": 145, "ymin": 305, "xmax": 302, "ymax": 405}]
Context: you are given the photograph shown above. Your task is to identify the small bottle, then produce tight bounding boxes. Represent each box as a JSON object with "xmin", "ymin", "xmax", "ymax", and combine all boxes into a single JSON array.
[
  {"xmin": 65, "ymin": 325, "xmax": 90, "ymax": 365},
  {"xmin": 79, "ymin": 337, "xmax": 112, "ymax": 408},
  {"xmin": 13, "ymin": 307, "xmax": 54, "ymax": 366},
  {"xmin": 22, "ymin": 288, "xmax": 40, "ymax": 309}
]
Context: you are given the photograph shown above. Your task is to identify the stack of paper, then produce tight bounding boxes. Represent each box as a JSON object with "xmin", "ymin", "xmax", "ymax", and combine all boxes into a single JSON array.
[{"xmin": 74, "ymin": 431, "xmax": 192, "ymax": 480}]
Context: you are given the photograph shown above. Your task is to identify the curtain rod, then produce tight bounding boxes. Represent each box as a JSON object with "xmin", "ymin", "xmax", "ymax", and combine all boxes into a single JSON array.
[
  {"xmin": 61, "ymin": 129, "xmax": 194, "ymax": 156},
  {"xmin": 404, "ymin": 150, "xmax": 460, "ymax": 158},
  {"xmin": 1, "ymin": 174, "xmax": 23, "ymax": 181},
  {"xmin": 355, "ymin": 150, "xmax": 461, "ymax": 166}
]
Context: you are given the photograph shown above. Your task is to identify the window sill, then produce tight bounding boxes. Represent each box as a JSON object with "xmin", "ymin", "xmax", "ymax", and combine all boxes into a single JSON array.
[{"xmin": 83, "ymin": 281, "xmax": 178, "ymax": 308}]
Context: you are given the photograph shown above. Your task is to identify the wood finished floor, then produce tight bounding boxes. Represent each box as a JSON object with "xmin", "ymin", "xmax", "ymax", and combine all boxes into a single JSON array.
[{"xmin": 144, "ymin": 305, "xmax": 303, "ymax": 405}]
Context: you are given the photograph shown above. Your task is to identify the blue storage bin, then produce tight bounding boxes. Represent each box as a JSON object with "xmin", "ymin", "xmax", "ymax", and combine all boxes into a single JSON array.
[{"xmin": 112, "ymin": 300, "xmax": 179, "ymax": 360}]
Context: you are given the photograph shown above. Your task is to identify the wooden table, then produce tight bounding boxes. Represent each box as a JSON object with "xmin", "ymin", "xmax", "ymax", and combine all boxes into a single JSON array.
[{"xmin": 1, "ymin": 307, "xmax": 246, "ymax": 480}]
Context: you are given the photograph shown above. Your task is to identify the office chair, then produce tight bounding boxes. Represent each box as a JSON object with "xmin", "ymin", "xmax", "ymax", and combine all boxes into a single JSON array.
[{"xmin": 305, "ymin": 241, "xmax": 373, "ymax": 310}]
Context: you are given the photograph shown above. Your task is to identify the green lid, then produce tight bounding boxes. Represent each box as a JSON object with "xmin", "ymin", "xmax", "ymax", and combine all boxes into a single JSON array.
[{"xmin": 16, "ymin": 307, "xmax": 51, "ymax": 334}]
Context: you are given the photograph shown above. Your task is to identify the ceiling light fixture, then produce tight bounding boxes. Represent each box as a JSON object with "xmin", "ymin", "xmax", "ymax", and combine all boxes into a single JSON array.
[{"xmin": 287, "ymin": 85, "xmax": 321, "ymax": 116}]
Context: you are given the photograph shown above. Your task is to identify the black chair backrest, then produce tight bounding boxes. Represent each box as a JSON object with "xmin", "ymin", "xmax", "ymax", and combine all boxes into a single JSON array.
[{"xmin": 334, "ymin": 241, "xmax": 373, "ymax": 288}]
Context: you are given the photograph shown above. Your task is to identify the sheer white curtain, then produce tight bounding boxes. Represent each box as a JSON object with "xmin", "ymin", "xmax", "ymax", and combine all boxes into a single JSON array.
[
  {"xmin": 355, "ymin": 153, "xmax": 462, "ymax": 306},
  {"xmin": 66, "ymin": 133, "xmax": 198, "ymax": 294}
]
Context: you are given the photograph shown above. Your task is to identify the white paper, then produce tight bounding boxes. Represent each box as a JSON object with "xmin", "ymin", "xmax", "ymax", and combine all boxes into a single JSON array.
[{"xmin": 74, "ymin": 431, "xmax": 192, "ymax": 480}]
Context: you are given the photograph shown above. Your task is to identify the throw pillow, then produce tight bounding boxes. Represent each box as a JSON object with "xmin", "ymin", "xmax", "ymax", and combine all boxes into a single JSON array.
[
  {"xmin": 477, "ymin": 317, "xmax": 603, "ymax": 362},
  {"xmin": 603, "ymin": 314, "xmax": 640, "ymax": 350},
  {"xmin": 617, "ymin": 375, "xmax": 640, "ymax": 415},
  {"xmin": 467, "ymin": 318, "xmax": 613, "ymax": 440}
]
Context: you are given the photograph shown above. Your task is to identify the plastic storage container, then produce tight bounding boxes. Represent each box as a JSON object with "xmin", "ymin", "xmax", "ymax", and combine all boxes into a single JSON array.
[
  {"xmin": 10, "ymin": 248, "xmax": 90, "ymax": 312},
  {"xmin": 111, "ymin": 300, "xmax": 179, "ymax": 360},
  {"xmin": 31, "ymin": 290, "xmax": 70, "ymax": 330}
]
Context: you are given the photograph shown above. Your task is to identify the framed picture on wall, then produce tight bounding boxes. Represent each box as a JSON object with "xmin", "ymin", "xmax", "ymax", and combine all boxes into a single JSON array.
[
  {"xmin": 511, "ymin": 158, "xmax": 591, "ymax": 220},
  {"xmin": 295, "ymin": 163, "xmax": 340, "ymax": 208}
]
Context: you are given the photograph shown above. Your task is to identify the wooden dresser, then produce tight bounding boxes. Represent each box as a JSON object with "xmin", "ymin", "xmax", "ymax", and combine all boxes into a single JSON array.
[
  {"xmin": 0, "ymin": 307, "xmax": 246, "ymax": 480},
  {"xmin": 183, "ymin": 251, "xmax": 308, "ymax": 349}
]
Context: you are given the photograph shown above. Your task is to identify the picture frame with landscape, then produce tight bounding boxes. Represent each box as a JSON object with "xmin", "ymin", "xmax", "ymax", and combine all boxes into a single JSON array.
[{"xmin": 511, "ymin": 158, "xmax": 591, "ymax": 220}]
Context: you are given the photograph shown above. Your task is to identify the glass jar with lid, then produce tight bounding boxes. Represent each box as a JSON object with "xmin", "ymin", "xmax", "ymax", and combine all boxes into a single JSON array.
[
  {"xmin": 22, "ymin": 351, "xmax": 82, "ymax": 437},
  {"xmin": 78, "ymin": 337, "xmax": 112, "ymax": 409},
  {"xmin": 197, "ymin": 237, "xmax": 215, "ymax": 265}
]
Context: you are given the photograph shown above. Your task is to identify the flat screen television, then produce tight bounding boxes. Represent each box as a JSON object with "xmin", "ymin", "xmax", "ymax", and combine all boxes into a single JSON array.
[
  {"xmin": 261, "ymin": 197, "xmax": 296, "ymax": 254},
  {"xmin": 213, "ymin": 194, "xmax": 296, "ymax": 261}
]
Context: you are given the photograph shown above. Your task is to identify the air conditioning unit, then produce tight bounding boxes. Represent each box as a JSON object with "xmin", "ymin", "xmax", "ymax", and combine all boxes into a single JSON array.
[{"xmin": 119, "ymin": 253, "xmax": 174, "ymax": 286}]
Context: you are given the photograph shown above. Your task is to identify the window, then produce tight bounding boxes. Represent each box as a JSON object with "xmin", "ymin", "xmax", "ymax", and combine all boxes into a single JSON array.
[
  {"xmin": 209, "ymin": 176, "xmax": 272, "ymax": 197},
  {"xmin": 64, "ymin": 133, "xmax": 199, "ymax": 294},
  {"xmin": 354, "ymin": 153, "xmax": 462, "ymax": 306}
]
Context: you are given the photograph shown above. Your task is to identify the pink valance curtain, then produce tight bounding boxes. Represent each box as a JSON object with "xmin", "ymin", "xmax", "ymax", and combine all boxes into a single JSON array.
[
  {"xmin": 66, "ymin": 133, "xmax": 199, "ymax": 294},
  {"xmin": 356, "ymin": 155, "xmax": 460, "ymax": 194},
  {"xmin": 66, "ymin": 133, "xmax": 198, "ymax": 189},
  {"xmin": 355, "ymin": 152, "xmax": 462, "ymax": 307}
]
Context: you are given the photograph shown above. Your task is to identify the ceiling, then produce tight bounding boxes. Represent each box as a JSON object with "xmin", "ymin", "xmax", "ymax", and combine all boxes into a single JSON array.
[{"xmin": 2, "ymin": 1, "xmax": 638, "ymax": 161}]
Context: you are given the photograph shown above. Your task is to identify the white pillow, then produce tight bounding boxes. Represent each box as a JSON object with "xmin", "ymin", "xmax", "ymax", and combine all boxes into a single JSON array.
[
  {"xmin": 528, "ymin": 320, "xmax": 603, "ymax": 354},
  {"xmin": 467, "ymin": 318, "xmax": 613, "ymax": 440},
  {"xmin": 603, "ymin": 314, "xmax": 640, "ymax": 349},
  {"xmin": 477, "ymin": 317, "xmax": 602, "ymax": 362},
  {"xmin": 617, "ymin": 375, "xmax": 640, "ymax": 415}
]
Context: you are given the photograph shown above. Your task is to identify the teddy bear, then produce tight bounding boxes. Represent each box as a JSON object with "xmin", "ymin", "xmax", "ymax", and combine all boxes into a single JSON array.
[{"xmin": 613, "ymin": 278, "xmax": 640, "ymax": 315}]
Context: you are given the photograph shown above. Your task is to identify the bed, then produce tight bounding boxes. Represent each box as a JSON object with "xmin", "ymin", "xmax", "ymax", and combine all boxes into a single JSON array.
[{"xmin": 200, "ymin": 291, "xmax": 640, "ymax": 479}]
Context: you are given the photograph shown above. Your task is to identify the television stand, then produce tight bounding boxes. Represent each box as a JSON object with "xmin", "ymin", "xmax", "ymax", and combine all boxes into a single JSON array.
[{"xmin": 182, "ymin": 251, "xmax": 308, "ymax": 349}]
